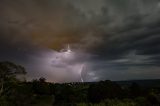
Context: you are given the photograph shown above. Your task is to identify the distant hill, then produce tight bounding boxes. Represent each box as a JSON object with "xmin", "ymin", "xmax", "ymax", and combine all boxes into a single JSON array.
[
  {"xmin": 115, "ymin": 79, "xmax": 160, "ymax": 88},
  {"xmin": 63, "ymin": 79, "xmax": 160, "ymax": 88}
]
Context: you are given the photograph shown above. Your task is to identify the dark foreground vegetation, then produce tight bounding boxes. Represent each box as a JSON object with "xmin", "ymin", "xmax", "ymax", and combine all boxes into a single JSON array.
[{"xmin": 0, "ymin": 61, "xmax": 160, "ymax": 106}]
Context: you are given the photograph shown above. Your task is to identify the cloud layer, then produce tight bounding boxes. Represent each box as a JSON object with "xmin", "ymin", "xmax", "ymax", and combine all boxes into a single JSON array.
[{"xmin": 0, "ymin": 0, "xmax": 160, "ymax": 82}]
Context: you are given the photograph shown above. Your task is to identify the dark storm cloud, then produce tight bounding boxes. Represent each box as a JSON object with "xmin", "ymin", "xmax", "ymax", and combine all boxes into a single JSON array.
[
  {"xmin": 0, "ymin": 0, "xmax": 160, "ymax": 82},
  {"xmin": 0, "ymin": 0, "xmax": 85, "ymax": 59},
  {"xmin": 78, "ymin": 0, "xmax": 160, "ymax": 63},
  {"xmin": 73, "ymin": 0, "xmax": 160, "ymax": 81}
]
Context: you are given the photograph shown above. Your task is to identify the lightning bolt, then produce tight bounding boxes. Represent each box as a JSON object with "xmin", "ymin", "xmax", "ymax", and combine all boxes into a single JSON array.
[{"xmin": 80, "ymin": 64, "xmax": 84, "ymax": 82}]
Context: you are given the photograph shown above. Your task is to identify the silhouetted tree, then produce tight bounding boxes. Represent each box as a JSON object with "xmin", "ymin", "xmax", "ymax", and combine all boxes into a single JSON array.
[
  {"xmin": 147, "ymin": 90, "xmax": 160, "ymax": 105},
  {"xmin": 129, "ymin": 83, "xmax": 142, "ymax": 98},
  {"xmin": 39, "ymin": 77, "xmax": 46, "ymax": 83},
  {"xmin": 88, "ymin": 80, "xmax": 123, "ymax": 103},
  {"xmin": 0, "ymin": 61, "xmax": 27, "ymax": 106},
  {"xmin": 0, "ymin": 61, "xmax": 26, "ymax": 96},
  {"xmin": 31, "ymin": 78, "xmax": 50, "ymax": 95}
]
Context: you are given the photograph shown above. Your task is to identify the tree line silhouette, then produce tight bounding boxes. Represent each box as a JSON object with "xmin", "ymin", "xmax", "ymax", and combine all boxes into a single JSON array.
[{"xmin": 0, "ymin": 61, "xmax": 160, "ymax": 106}]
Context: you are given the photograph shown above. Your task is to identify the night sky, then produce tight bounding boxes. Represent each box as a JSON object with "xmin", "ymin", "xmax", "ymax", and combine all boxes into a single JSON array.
[{"xmin": 0, "ymin": 0, "xmax": 160, "ymax": 82}]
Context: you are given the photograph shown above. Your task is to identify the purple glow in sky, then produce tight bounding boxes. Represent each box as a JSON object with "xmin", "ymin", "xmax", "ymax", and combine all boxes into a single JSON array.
[{"xmin": 25, "ymin": 45, "xmax": 95, "ymax": 82}]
